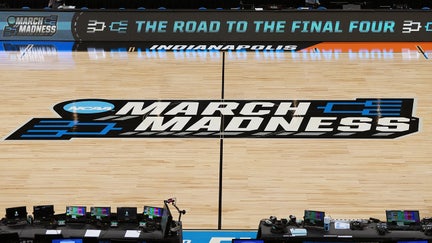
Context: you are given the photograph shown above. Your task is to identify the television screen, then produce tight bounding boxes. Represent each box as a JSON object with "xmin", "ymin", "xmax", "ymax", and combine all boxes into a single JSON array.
[
  {"xmin": 90, "ymin": 207, "xmax": 111, "ymax": 220},
  {"xmin": 303, "ymin": 210, "xmax": 325, "ymax": 227},
  {"xmin": 66, "ymin": 206, "xmax": 86, "ymax": 219},
  {"xmin": 5, "ymin": 206, "xmax": 27, "ymax": 220},
  {"xmin": 52, "ymin": 239, "xmax": 83, "ymax": 243},
  {"xmin": 33, "ymin": 205, "xmax": 55, "ymax": 221},
  {"xmin": 232, "ymin": 240, "xmax": 264, "ymax": 243},
  {"xmin": 386, "ymin": 210, "xmax": 421, "ymax": 225},
  {"xmin": 143, "ymin": 206, "xmax": 163, "ymax": 219},
  {"xmin": 116, "ymin": 207, "xmax": 137, "ymax": 222}
]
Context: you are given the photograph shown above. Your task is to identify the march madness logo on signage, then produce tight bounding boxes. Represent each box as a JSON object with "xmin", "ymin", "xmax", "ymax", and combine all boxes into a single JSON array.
[
  {"xmin": 3, "ymin": 15, "xmax": 58, "ymax": 37},
  {"xmin": 6, "ymin": 98, "xmax": 418, "ymax": 140}
]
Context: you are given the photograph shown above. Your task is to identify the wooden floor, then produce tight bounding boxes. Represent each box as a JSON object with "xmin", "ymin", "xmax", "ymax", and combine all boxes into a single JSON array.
[{"xmin": 0, "ymin": 47, "xmax": 431, "ymax": 230}]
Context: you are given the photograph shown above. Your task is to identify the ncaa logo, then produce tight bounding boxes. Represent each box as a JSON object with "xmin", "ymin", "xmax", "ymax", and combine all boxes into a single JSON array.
[{"xmin": 63, "ymin": 100, "xmax": 114, "ymax": 114}]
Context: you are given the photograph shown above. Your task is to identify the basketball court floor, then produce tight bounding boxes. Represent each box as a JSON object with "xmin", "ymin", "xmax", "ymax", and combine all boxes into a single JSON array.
[{"xmin": 0, "ymin": 42, "xmax": 431, "ymax": 230}]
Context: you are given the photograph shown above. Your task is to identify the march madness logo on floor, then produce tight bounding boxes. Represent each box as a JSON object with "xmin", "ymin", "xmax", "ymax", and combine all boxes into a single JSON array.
[{"xmin": 6, "ymin": 98, "xmax": 418, "ymax": 140}]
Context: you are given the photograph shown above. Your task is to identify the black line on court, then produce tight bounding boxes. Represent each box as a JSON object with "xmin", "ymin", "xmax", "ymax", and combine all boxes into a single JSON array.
[
  {"xmin": 218, "ymin": 51, "xmax": 226, "ymax": 229},
  {"xmin": 218, "ymin": 132, "xmax": 224, "ymax": 229},
  {"xmin": 221, "ymin": 51, "xmax": 225, "ymax": 100},
  {"xmin": 416, "ymin": 45, "xmax": 429, "ymax": 59}
]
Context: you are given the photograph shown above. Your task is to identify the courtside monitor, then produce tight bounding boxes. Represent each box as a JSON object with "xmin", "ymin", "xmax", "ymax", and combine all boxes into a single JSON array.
[
  {"xmin": 161, "ymin": 203, "xmax": 173, "ymax": 237},
  {"xmin": 33, "ymin": 205, "xmax": 55, "ymax": 221},
  {"xmin": 303, "ymin": 210, "xmax": 325, "ymax": 227},
  {"xmin": 66, "ymin": 206, "xmax": 86, "ymax": 220},
  {"xmin": 116, "ymin": 207, "xmax": 137, "ymax": 222},
  {"xmin": 232, "ymin": 240, "xmax": 264, "ymax": 243},
  {"xmin": 386, "ymin": 210, "xmax": 421, "ymax": 226},
  {"xmin": 5, "ymin": 206, "xmax": 27, "ymax": 220},
  {"xmin": 144, "ymin": 206, "xmax": 163, "ymax": 219},
  {"xmin": 90, "ymin": 206, "xmax": 111, "ymax": 221}
]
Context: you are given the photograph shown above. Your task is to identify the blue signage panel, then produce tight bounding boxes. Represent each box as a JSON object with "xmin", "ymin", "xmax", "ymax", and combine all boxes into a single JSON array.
[
  {"xmin": 183, "ymin": 230, "xmax": 257, "ymax": 243},
  {"xmin": 0, "ymin": 11, "xmax": 74, "ymax": 41},
  {"xmin": 0, "ymin": 40, "xmax": 74, "ymax": 51}
]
